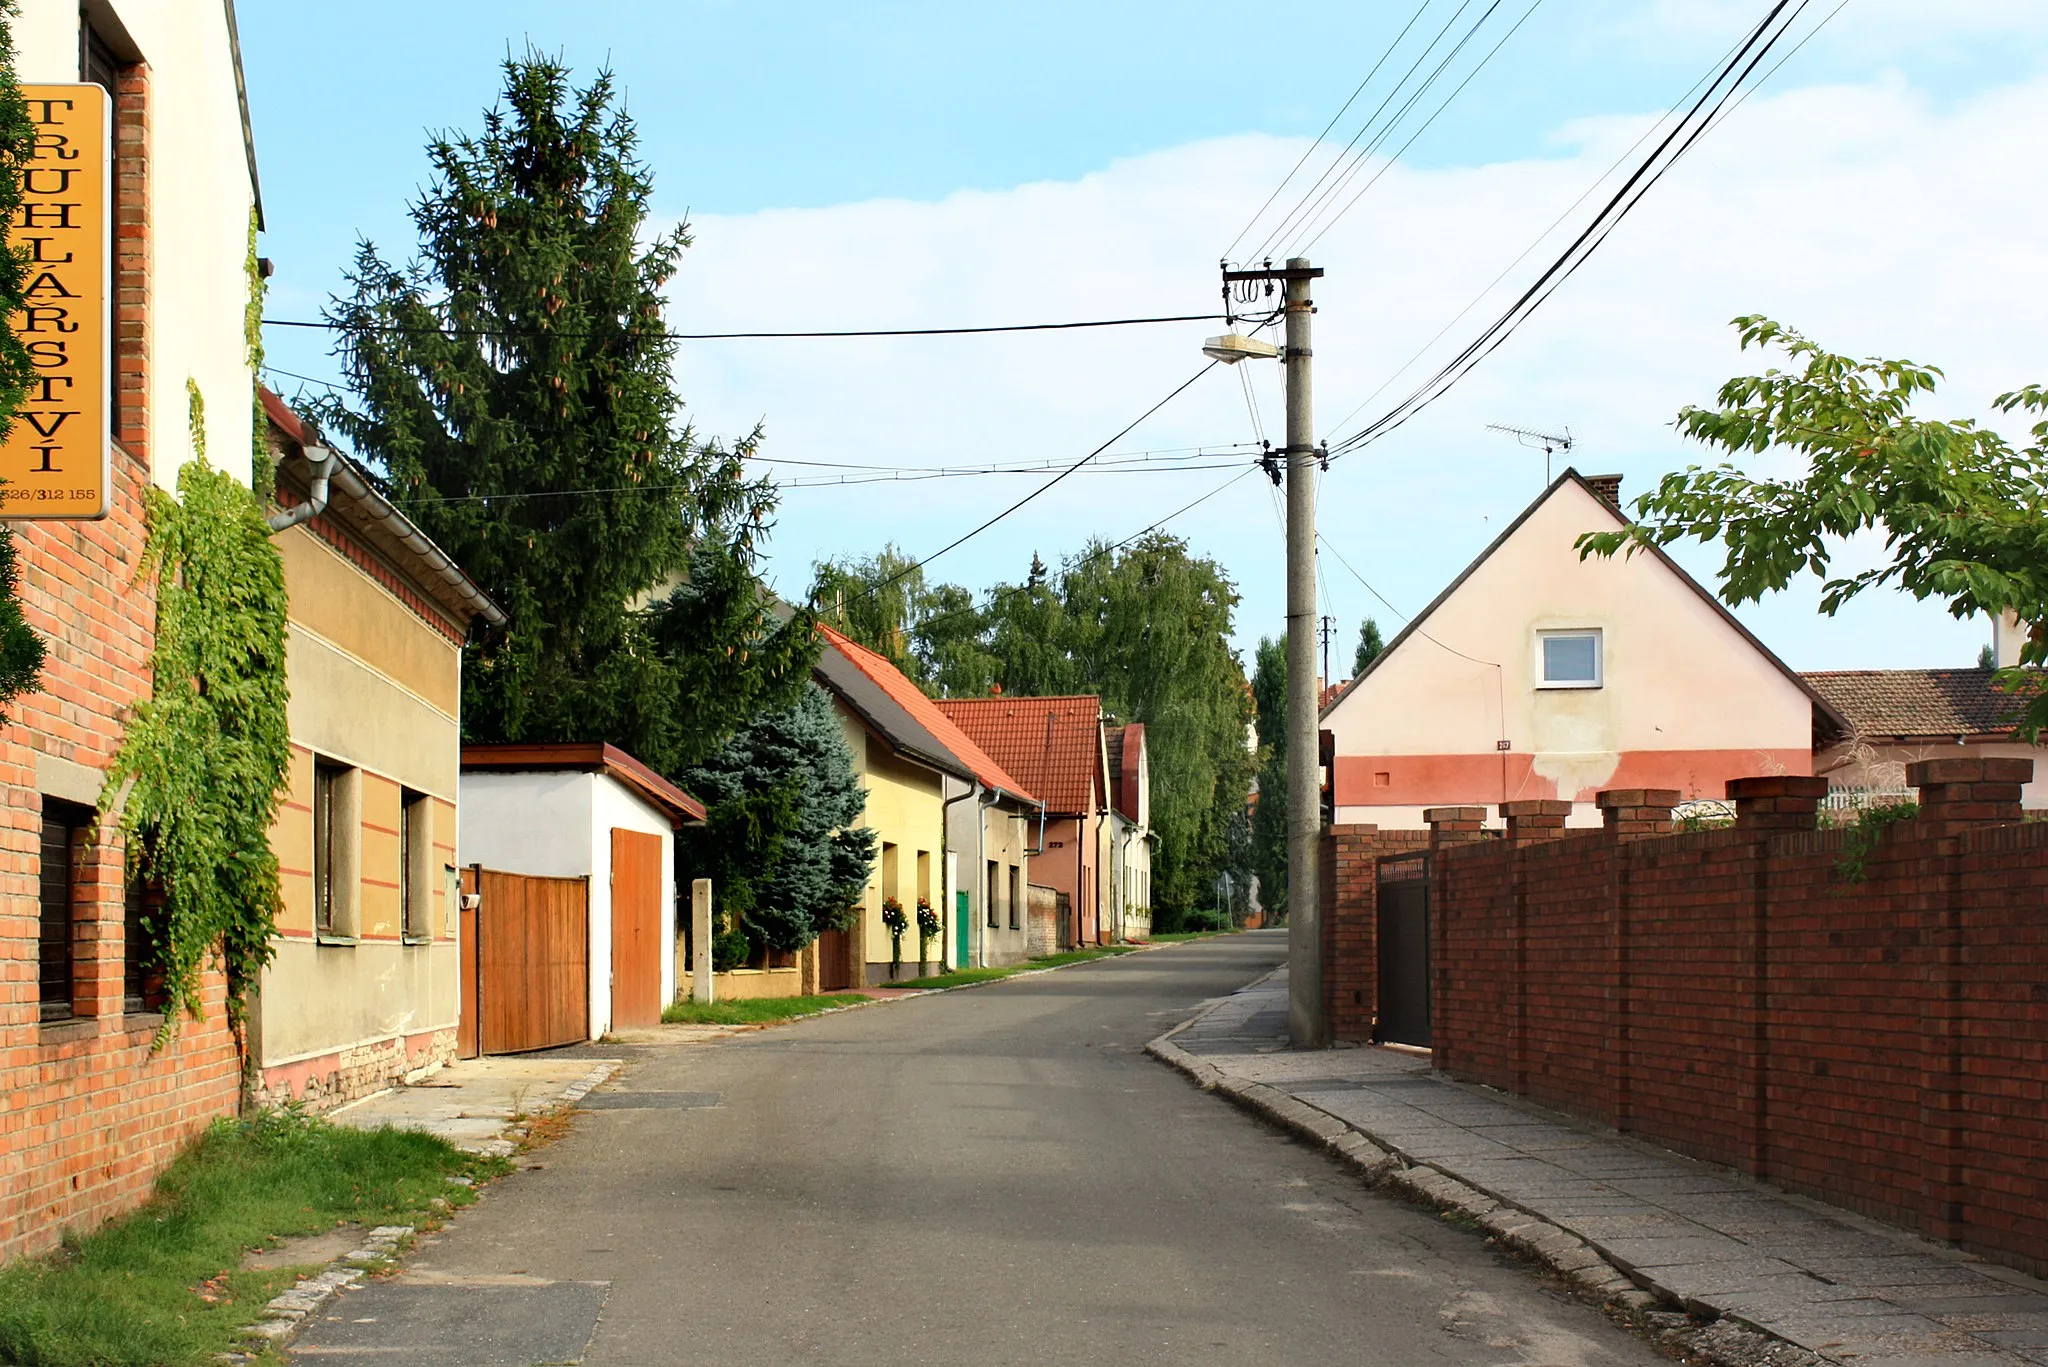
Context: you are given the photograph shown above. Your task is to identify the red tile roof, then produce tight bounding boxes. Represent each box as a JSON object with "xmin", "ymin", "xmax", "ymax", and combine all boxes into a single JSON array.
[
  {"xmin": 937, "ymin": 695, "xmax": 1103, "ymax": 815},
  {"xmin": 818, "ymin": 626, "xmax": 1036, "ymax": 802}
]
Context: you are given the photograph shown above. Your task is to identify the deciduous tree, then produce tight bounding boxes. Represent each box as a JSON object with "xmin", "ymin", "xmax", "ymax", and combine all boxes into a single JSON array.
[{"xmin": 1580, "ymin": 317, "xmax": 2048, "ymax": 735}]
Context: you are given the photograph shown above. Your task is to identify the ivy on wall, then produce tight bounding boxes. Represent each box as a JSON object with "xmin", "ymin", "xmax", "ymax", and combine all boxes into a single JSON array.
[{"xmin": 105, "ymin": 384, "xmax": 292, "ymax": 1059}]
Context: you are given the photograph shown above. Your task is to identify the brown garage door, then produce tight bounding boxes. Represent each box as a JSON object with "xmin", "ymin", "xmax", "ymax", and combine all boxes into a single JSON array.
[
  {"xmin": 610, "ymin": 828, "xmax": 664, "ymax": 1030},
  {"xmin": 474, "ymin": 869, "xmax": 590, "ymax": 1054}
]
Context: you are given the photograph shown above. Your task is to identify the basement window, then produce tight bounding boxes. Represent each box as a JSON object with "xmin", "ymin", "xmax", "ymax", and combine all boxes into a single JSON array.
[{"xmin": 1537, "ymin": 629, "xmax": 1602, "ymax": 689}]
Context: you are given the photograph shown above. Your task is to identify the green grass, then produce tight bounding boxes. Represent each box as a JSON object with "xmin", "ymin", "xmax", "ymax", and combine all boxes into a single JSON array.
[
  {"xmin": 1147, "ymin": 929, "xmax": 1241, "ymax": 943},
  {"xmin": 0, "ymin": 1108, "xmax": 498, "ymax": 1367},
  {"xmin": 891, "ymin": 944, "xmax": 1142, "ymax": 989},
  {"xmin": 659, "ymin": 993, "xmax": 868, "ymax": 1025},
  {"xmin": 886, "ymin": 965, "xmax": 1015, "ymax": 989}
]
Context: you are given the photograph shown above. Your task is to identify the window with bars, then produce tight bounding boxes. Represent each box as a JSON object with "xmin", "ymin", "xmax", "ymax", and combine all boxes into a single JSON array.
[
  {"xmin": 985, "ymin": 860, "xmax": 999, "ymax": 929},
  {"xmin": 39, "ymin": 801, "xmax": 91, "ymax": 1022},
  {"xmin": 1008, "ymin": 866, "xmax": 1022, "ymax": 931}
]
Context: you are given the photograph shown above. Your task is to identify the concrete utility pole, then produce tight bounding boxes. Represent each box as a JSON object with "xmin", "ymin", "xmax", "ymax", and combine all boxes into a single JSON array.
[
  {"xmin": 1211, "ymin": 256, "xmax": 1326, "ymax": 1047},
  {"xmin": 1280, "ymin": 259, "xmax": 1324, "ymax": 1048}
]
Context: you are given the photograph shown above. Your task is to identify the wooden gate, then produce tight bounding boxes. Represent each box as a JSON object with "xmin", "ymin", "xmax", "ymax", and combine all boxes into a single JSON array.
[
  {"xmin": 1376, "ymin": 853, "xmax": 1431, "ymax": 1047},
  {"xmin": 815, "ymin": 925, "xmax": 852, "ymax": 992},
  {"xmin": 462, "ymin": 868, "xmax": 591, "ymax": 1055},
  {"xmin": 610, "ymin": 828, "xmax": 664, "ymax": 1030}
]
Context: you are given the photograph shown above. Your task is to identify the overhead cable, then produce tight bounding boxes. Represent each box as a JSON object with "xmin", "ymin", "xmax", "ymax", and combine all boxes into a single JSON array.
[
  {"xmin": 1220, "ymin": 0, "xmax": 1438, "ymax": 262},
  {"xmin": 262, "ymin": 312, "xmax": 1225, "ymax": 342},
  {"xmin": 1324, "ymin": 0, "xmax": 1808, "ymax": 462}
]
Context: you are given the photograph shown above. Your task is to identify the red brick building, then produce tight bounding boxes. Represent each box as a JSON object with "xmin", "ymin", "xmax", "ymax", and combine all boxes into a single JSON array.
[{"xmin": 0, "ymin": 0, "xmax": 263, "ymax": 1262}]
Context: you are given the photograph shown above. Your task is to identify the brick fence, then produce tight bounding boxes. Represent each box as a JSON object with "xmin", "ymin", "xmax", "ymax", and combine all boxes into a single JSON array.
[{"xmin": 1322, "ymin": 760, "xmax": 2048, "ymax": 1278}]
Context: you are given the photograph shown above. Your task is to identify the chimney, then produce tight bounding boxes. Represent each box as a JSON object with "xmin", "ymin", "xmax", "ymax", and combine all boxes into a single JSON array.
[
  {"xmin": 1585, "ymin": 473, "xmax": 1623, "ymax": 509},
  {"xmin": 1992, "ymin": 608, "xmax": 2027, "ymax": 669}
]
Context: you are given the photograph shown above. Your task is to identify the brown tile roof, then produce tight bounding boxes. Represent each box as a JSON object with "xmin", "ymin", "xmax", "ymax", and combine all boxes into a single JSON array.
[
  {"xmin": 818, "ymin": 627, "xmax": 1036, "ymax": 802},
  {"xmin": 1801, "ymin": 668, "xmax": 2039, "ymax": 741},
  {"xmin": 937, "ymin": 695, "xmax": 1103, "ymax": 816}
]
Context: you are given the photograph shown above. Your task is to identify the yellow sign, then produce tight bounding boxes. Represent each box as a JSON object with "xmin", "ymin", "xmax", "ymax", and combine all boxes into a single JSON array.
[{"xmin": 2, "ymin": 85, "xmax": 110, "ymax": 519}]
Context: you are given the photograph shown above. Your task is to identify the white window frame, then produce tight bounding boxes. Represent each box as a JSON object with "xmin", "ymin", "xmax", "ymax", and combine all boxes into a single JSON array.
[{"xmin": 1536, "ymin": 628, "xmax": 1603, "ymax": 690}]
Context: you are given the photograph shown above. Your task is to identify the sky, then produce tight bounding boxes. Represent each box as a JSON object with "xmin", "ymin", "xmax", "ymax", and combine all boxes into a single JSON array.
[{"xmin": 240, "ymin": 1, "xmax": 2048, "ymax": 675}]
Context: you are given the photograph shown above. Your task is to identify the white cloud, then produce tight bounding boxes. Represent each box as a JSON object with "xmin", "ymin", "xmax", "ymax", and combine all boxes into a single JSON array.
[{"xmin": 665, "ymin": 67, "xmax": 2048, "ymax": 672}]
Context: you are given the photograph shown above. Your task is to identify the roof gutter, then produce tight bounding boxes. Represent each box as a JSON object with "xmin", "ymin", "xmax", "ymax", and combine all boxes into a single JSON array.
[{"xmin": 326, "ymin": 461, "xmax": 508, "ymax": 629}]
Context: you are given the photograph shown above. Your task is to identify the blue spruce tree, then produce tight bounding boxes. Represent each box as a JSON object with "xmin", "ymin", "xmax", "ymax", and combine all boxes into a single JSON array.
[{"xmin": 680, "ymin": 682, "xmax": 876, "ymax": 954}]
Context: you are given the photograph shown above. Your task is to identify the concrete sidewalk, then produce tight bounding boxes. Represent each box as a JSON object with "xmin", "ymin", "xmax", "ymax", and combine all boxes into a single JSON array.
[
  {"xmin": 329, "ymin": 1054, "xmax": 621, "ymax": 1157},
  {"xmin": 1151, "ymin": 969, "xmax": 2048, "ymax": 1367}
]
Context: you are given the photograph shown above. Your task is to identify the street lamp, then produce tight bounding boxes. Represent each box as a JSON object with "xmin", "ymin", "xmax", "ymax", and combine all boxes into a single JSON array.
[{"xmin": 1201, "ymin": 332, "xmax": 1281, "ymax": 365}]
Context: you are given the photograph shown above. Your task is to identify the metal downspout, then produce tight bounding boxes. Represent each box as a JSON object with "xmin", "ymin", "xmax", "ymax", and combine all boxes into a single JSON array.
[
  {"xmin": 941, "ymin": 780, "xmax": 980, "ymax": 970},
  {"xmin": 265, "ymin": 446, "xmax": 335, "ymax": 533}
]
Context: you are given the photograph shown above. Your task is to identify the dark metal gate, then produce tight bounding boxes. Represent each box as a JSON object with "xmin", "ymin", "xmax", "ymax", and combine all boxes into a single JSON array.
[{"xmin": 1376, "ymin": 853, "xmax": 1431, "ymax": 1047}]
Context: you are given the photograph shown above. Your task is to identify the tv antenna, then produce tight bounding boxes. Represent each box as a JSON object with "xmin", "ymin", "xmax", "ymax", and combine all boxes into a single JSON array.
[{"xmin": 1487, "ymin": 423, "xmax": 1574, "ymax": 484}]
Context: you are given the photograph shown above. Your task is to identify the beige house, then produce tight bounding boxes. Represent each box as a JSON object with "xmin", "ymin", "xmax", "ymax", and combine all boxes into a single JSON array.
[
  {"xmin": 252, "ymin": 391, "xmax": 504, "ymax": 1109},
  {"xmin": 1321, "ymin": 470, "xmax": 1847, "ymax": 828}
]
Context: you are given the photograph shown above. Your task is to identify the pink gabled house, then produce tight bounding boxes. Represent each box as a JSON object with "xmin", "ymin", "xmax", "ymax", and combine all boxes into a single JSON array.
[{"xmin": 1320, "ymin": 470, "xmax": 1847, "ymax": 827}]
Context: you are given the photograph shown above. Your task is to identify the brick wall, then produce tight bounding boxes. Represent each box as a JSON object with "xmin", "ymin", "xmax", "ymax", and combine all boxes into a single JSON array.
[
  {"xmin": 1374, "ymin": 762, "xmax": 2048, "ymax": 1278},
  {"xmin": 0, "ymin": 446, "xmax": 242, "ymax": 1265},
  {"xmin": 0, "ymin": 61, "xmax": 245, "ymax": 1265}
]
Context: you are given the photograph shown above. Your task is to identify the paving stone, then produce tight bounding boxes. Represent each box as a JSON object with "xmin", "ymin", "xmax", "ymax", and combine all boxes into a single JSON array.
[{"xmin": 1154, "ymin": 964, "xmax": 2048, "ymax": 1366}]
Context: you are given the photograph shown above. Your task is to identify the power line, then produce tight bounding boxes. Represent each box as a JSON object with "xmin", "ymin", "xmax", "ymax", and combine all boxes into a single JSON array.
[
  {"xmin": 874, "ymin": 464, "xmax": 1262, "ymax": 641},
  {"xmin": 1314, "ymin": 17, "xmax": 1753, "ymax": 445},
  {"xmin": 262, "ymin": 312, "xmax": 1226, "ymax": 342},
  {"xmin": 1247, "ymin": 0, "xmax": 1492, "ymax": 263},
  {"xmin": 1294, "ymin": 0, "xmax": 1547, "ymax": 254},
  {"xmin": 1324, "ymin": 0, "xmax": 1809, "ymax": 462},
  {"xmin": 1220, "ymin": 0, "xmax": 1438, "ymax": 262},
  {"xmin": 831, "ymin": 309, "xmax": 1280, "ymax": 615}
]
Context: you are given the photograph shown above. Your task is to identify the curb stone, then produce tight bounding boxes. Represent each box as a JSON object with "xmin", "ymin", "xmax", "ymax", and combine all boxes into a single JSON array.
[
  {"xmin": 1144, "ymin": 1028, "xmax": 1826, "ymax": 1367},
  {"xmin": 235, "ymin": 1224, "xmax": 412, "ymax": 1353}
]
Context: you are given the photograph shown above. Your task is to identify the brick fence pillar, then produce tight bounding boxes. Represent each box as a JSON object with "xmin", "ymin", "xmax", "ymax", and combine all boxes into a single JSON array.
[
  {"xmin": 1596, "ymin": 787, "xmax": 1679, "ymax": 839},
  {"xmin": 1907, "ymin": 757, "xmax": 2032, "ymax": 829},
  {"xmin": 1322, "ymin": 826, "xmax": 1383, "ymax": 1042},
  {"xmin": 1424, "ymin": 806, "xmax": 1486, "ymax": 850},
  {"xmin": 1501, "ymin": 798, "xmax": 1572, "ymax": 845},
  {"xmin": 1727, "ymin": 775, "xmax": 1827, "ymax": 832}
]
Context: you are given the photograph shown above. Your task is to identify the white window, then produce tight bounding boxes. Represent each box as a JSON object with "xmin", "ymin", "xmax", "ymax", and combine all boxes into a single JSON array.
[{"xmin": 1537, "ymin": 629, "xmax": 1602, "ymax": 689}]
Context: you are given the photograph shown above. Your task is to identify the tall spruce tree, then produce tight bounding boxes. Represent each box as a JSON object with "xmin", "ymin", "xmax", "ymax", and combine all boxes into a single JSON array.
[
  {"xmin": 678, "ymin": 683, "xmax": 876, "ymax": 953},
  {"xmin": 321, "ymin": 53, "xmax": 809, "ymax": 769}
]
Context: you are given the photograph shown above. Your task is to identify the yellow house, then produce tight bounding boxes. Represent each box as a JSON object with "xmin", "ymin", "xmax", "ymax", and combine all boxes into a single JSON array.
[
  {"xmin": 252, "ymin": 391, "xmax": 504, "ymax": 1109},
  {"xmin": 812, "ymin": 627, "xmax": 983, "ymax": 987}
]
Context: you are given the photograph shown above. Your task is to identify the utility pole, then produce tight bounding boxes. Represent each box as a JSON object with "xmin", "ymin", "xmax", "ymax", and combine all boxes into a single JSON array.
[
  {"xmin": 1217, "ymin": 256, "xmax": 1326, "ymax": 1047},
  {"xmin": 1319, "ymin": 614, "xmax": 1337, "ymax": 693},
  {"xmin": 1281, "ymin": 259, "xmax": 1324, "ymax": 1048}
]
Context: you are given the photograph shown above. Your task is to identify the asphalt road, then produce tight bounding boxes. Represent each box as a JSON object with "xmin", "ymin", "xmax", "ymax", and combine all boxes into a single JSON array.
[{"xmin": 292, "ymin": 932, "xmax": 1664, "ymax": 1366}]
